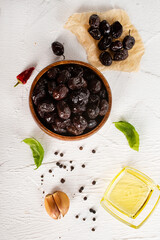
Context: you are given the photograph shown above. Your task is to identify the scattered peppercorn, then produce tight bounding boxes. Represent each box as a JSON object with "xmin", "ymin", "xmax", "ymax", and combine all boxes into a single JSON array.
[
  {"xmin": 92, "ymin": 149, "xmax": 96, "ymax": 153},
  {"xmin": 91, "ymin": 228, "xmax": 95, "ymax": 232},
  {"xmin": 89, "ymin": 208, "xmax": 96, "ymax": 214},
  {"xmin": 54, "ymin": 151, "xmax": 59, "ymax": 155},
  {"xmin": 75, "ymin": 215, "xmax": 79, "ymax": 219},
  {"xmin": 60, "ymin": 153, "xmax": 64, "ymax": 157},
  {"xmin": 41, "ymin": 183, "xmax": 43, "ymax": 185},
  {"xmin": 41, "ymin": 175, "xmax": 44, "ymax": 178},
  {"xmin": 43, "ymin": 191, "xmax": 45, "ymax": 194},
  {"xmin": 93, "ymin": 217, "xmax": 96, "ymax": 221},
  {"xmin": 79, "ymin": 186, "xmax": 84, "ymax": 193},
  {"xmin": 49, "ymin": 169, "xmax": 52, "ymax": 173},
  {"xmin": 79, "ymin": 146, "xmax": 83, "ymax": 150},
  {"xmin": 70, "ymin": 161, "xmax": 73, "ymax": 163},
  {"xmin": 41, "ymin": 179, "xmax": 43, "ymax": 182},
  {"xmin": 70, "ymin": 166, "xmax": 74, "ymax": 171},
  {"xmin": 63, "ymin": 165, "xmax": 66, "ymax": 169},
  {"xmin": 84, "ymin": 196, "xmax": 87, "ymax": 201},
  {"xmin": 92, "ymin": 180, "xmax": 96, "ymax": 185},
  {"xmin": 56, "ymin": 162, "xmax": 60, "ymax": 166},
  {"xmin": 59, "ymin": 164, "xmax": 63, "ymax": 168},
  {"xmin": 60, "ymin": 178, "xmax": 65, "ymax": 183},
  {"xmin": 89, "ymin": 208, "xmax": 94, "ymax": 213},
  {"xmin": 52, "ymin": 175, "xmax": 54, "ymax": 177},
  {"xmin": 82, "ymin": 164, "xmax": 85, "ymax": 168},
  {"xmin": 83, "ymin": 218, "xmax": 86, "ymax": 221}
]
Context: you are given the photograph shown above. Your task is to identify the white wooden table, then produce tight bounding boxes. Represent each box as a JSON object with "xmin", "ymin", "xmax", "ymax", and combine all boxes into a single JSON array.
[{"xmin": 1, "ymin": 0, "xmax": 160, "ymax": 239}]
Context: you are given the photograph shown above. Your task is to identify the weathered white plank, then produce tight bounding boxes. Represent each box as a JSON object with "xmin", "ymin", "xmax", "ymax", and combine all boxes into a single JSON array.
[{"xmin": 0, "ymin": 0, "xmax": 160, "ymax": 239}]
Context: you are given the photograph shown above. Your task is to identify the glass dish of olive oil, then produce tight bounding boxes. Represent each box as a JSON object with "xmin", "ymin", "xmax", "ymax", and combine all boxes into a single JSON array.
[{"xmin": 101, "ymin": 167, "xmax": 160, "ymax": 228}]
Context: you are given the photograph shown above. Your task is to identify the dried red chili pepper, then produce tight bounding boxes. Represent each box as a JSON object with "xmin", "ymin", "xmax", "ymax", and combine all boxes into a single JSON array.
[{"xmin": 14, "ymin": 67, "xmax": 35, "ymax": 87}]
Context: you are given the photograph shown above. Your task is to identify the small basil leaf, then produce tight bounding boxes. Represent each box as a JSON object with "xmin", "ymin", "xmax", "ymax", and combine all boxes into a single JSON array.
[
  {"xmin": 23, "ymin": 138, "xmax": 44, "ymax": 169},
  {"xmin": 113, "ymin": 121, "xmax": 139, "ymax": 151}
]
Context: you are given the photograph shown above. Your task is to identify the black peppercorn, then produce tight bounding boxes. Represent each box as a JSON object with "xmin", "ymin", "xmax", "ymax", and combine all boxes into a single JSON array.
[
  {"xmin": 70, "ymin": 166, "xmax": 74, "ymax": 171},
  {"xmin": 60, "ymin": 178, "xmax": 65, "ymax": 183}
]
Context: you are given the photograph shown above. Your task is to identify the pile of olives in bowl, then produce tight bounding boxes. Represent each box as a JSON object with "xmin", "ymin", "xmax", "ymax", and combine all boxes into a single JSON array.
[
  {"xmin": 88, "ymin": 14, "xmax": 135, "ymax": 66},
  {"xmin": 30, "ymin": 61, "xmax": 112, "ymax": 139}
]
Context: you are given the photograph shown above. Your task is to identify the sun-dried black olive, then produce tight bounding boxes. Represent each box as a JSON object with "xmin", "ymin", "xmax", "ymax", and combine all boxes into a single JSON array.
[
  {"xmin": 99, "ymin": 88, "xmax": 108, "ymax": 99},
  {"xmin": 99, "ymin": 99, "xmax": 109, "ymax": 116},
  {"xmin": 110, "ymin": 41, "xmax": 123, "ymax": 51},
  {"xmin": 99, "ymin": 52, "xmax": 112, "ymax": 66},
  {"xmin": 47, "ymin": 67, "xmax": 59, "ymax": 80},
  {"xmin": 123, "ymin": 31, "xmax": 135, "ymax": 50},
  {"xmin": 87, "ymin": 104, "xmax": 100, "ymax": 119},
  {"xmin": 71, "ymin": 103, "xmax": 86, "ymax": 114},
  {"xmin": 88, "ymin": 79, "xmax": 101, "ymax": 93},
  {"xmin": 68, "ymin": 77, "xmax": 87, "ymax": 90},
  {"xmin": 55, "ymin": 117, "xmax": 71, "ymax": 129},
  {"xmin": 32, "ymin": 87, "xmax": 46, "ymax": 106},
  {"xmin": 73, "ymin": 116, "xmax": 87, "ymax": 131},
  {"xmin": 98, "ymin": 36, "xmax": 112, "ymax": 50},
  {"xmin": 38, "ymin": 99, "xmax": 55, "ymax": 114},
  {"xmin": 110, "ymin": 21, "xmax": 123, "ymax": 38},
  {"xmin": 57, "ymin": 101, "xmax": 71, "ymax": 119},
  {"xmin": 52, "ymin": 84, "xmax": 69, "ymax": 100},
  {"xmin": 70, "ymin": 66, "xmax": 84, "ymax": 77},
  {"xmin": 51, "ymin": 41, "xmax": 64, "ymax": 56},
  {"xmin": 57, "ymin": 70, "xmax": 71, "ymax": 84},
  {"xmin": 89, "ymin": 94, "xmax": 100, "ymax": 106},
  {"xmin": 52, "ymin": 124, "xmax": 67, "ymax": 134},
  {"xmin": 70, "ymin": 89, "xmax": 90, "ymax": 105},
  {"xmin": 88, "ymin": 119, "xmax": 97, "ymax": 129},
  {"xmin": 44, "ymin": 112, "xmax": 57, "ymax": 124},
  {"xmin": 88, "ymin": 27, "xmax": 101, "ymax": 40},
  {"xmin": 114, "ymin": 49, "xmax": 128, "ymax": 61},
  {"xmin": 48, "ymin": 80, "xmax": 56, "ymax": 96},
  {"xmin": 89, "ymin": 14, "xmax": 100, "ymax": 28},
  {"xmin": 66, "ymin": 125, "xmax": 83, "ymax": 136},
  {"xmin": 99, "ymin": 20, "xmax": 110, "ymax": 36}
]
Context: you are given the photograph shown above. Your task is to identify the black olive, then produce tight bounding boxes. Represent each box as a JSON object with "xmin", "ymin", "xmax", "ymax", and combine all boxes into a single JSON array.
[
  {"xmin": 123, "ymin": 31, "xmax": 135, "ymax": 50},
  {"xmin": 110, "ymin": 41, "xmax": 123, "ymax": 51},
  {"xmin": 99, "ymin": 20, "xmax": 110, "ymax": 36},
  {"xmin": 110, "ymin": 21, "xmax": 123, "ymax": 38},
  {"xmin": 99, "ymin": 52, "xmax": 112, "ymax": 66},
  {"xmin": 89, "ymin": 14, "xmax": 100, "ymax": 28},
  {"xmin": 51, "ymin": 41, "xmax": 64, "ymax": 56},
  {"xmin": 114, "ymin": 49, "xmax": 128, "ymax": 61},
  {"xmin": 88, "ymin": 27, "xmax": 101, "ymax": 40},
  {"xmin": 98, "ymin": 36, "xmax": 112, "ymax": 50}
]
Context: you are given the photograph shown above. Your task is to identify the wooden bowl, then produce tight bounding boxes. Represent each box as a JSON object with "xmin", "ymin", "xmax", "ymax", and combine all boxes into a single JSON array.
[{"xmin": 29, "ymin": 60, "xmax": 112, "ymax": 140}]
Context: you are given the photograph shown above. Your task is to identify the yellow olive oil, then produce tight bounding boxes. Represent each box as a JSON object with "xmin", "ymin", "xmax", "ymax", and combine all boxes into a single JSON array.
[{"xmin": 104, "ymin": 169, "xmax": 153, "ymax": 218}]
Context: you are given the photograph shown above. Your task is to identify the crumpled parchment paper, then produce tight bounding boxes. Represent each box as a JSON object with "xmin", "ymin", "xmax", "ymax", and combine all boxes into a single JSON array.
[{"xmin": 64, "ymin": 9, "xmax": 144, "ymax": 72}]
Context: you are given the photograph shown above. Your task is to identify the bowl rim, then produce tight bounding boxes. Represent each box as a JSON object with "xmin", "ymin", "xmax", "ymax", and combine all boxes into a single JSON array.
[{"xmin": 29, "ymin": 60, "xmax": 112, "ymax": 141}]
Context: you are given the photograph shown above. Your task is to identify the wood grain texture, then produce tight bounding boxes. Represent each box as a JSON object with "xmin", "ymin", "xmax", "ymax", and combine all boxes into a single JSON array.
[{"xmin": 0, "ymin": 0, "xmax": 160, "ymax": 239}]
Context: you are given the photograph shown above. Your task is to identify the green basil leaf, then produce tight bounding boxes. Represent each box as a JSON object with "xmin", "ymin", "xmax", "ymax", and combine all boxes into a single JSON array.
[
  {"xmin": 23, "ymin": 138, "xmax": 44, "ymax": 169},
  {"xmin": 113, "ymin": 121, "xmax": 139, "ymax": 151}
]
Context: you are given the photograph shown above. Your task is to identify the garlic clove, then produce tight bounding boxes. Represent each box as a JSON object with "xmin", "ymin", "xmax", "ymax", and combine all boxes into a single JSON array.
[
  {"xmin": 44, "ymin": 194, "xmax": 60, "ymax": 219},
  {"xmin": 53, "ymin": 191, "xmax": 70, "ymax": 217}
]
